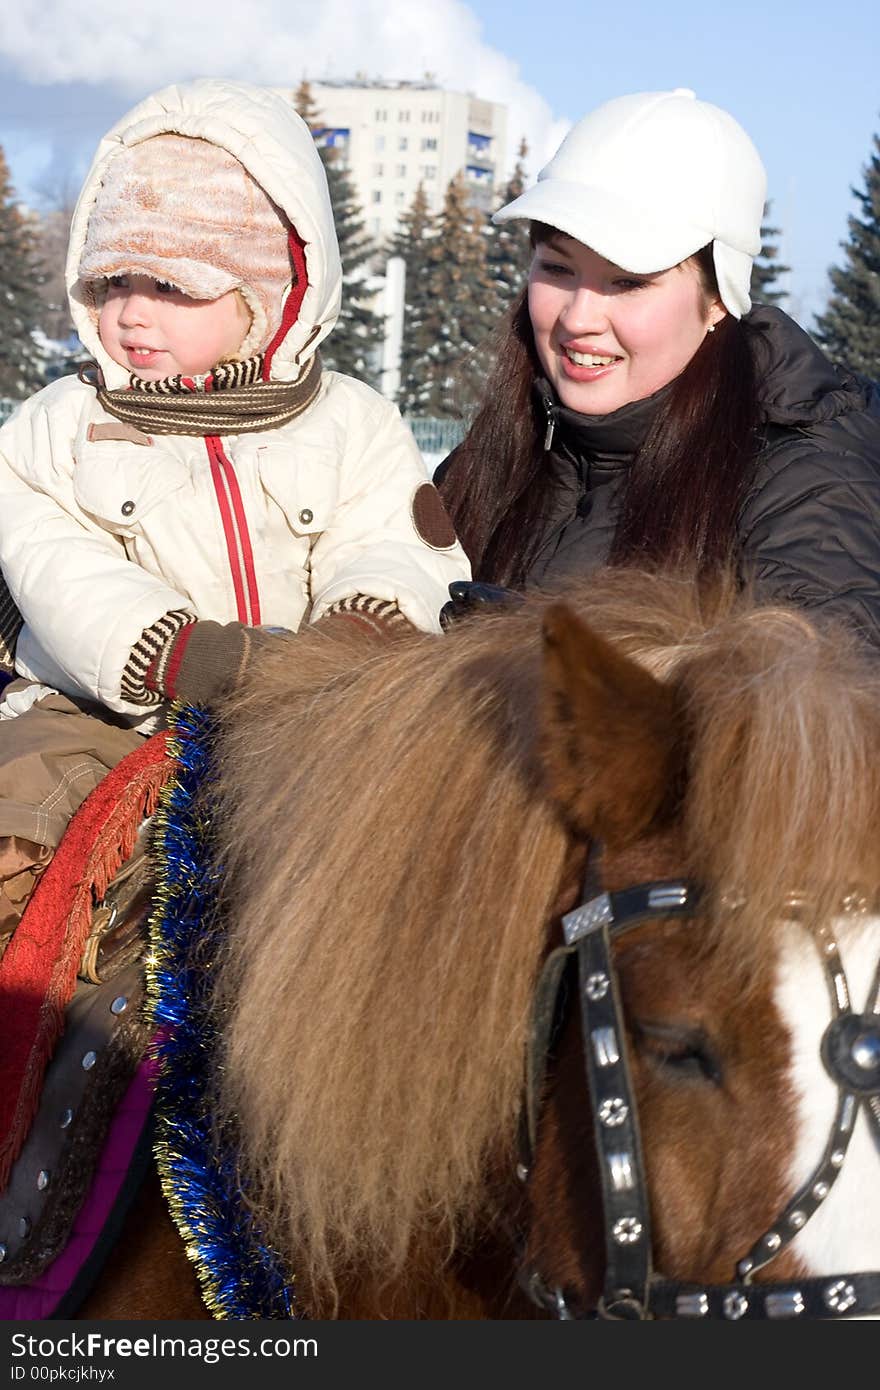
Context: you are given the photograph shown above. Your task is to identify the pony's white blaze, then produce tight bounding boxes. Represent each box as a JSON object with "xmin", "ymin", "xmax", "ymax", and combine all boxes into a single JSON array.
[{"xmin": 774, "ymin": 917, "xmax": 880, "ymax": 1283}]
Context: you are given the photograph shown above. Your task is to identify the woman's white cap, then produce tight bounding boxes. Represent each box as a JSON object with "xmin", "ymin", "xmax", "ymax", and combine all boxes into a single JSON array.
[{"xmin": 494, "ymin": 88, "xmax": 767, "ymax": 318}]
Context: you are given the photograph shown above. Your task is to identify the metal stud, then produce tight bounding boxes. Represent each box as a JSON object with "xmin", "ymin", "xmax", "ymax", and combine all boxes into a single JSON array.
[
  {"xmin": 584, "ymin": 972, "xmax": 609, "ymax": 1001},
  {"xmin": 298, "ymin": 508, "xmax": 313, "ymax": 526},
  {"xmin": 612, "ymin": 1216, "xmax": 642, "ymax": 1245},
  {"xmin": 81, "ymin": 1050, "xmax": 97, "ymax": 1071},
  {"xmin": 812, "ymin": 1181, "xmax": 829, "ymax": 1201},
  {"xmin": 783, "ymin": 890, "xmax": 809, "ymax": 915},
  {"xmin": 515, "ymin": 1163, "xmax": 529, "ymax": 1183},
  {"xmin": 737, "ymin": 1258, "xmax": 754, "ymax": 1279},
  {"xmin": 789, "ymin": 1210, "xmax": 806, "ymax": 1229},
  {"xmin": 764, "ymin": 1231, "xmax": 782, "ymax": 1251},
  {"xmin": 676, "ymin": 1293, "xmax": 709, "ymax": 1317},
  {"xmin": 607, "ymin": 1151, "xmax": 635, "ymax": 1192},
  {"xmin": 36, "ymin": 1170, "xmax": 50, "ymax": 1191},
  {"xmin": 766, "ymin": 1291, "xmax": 805, "ymax": 1318},
  {"xmin": 110, "ymin": 996, "xmax": 129, "ymax": 1015},
  {"xmin": 824, "ymin": 1280, "xmax": 856, "ymax": 1313},
  {"xmin": 554, "ymin": 1287, "xmax": 574, "ymax": 1320},
  {"xmin": 59, "ymin": 1108, "xmax": 73, "ymax": 1129},
  {"xmin": 830, "ymin": 1149, "xmax": 845, "ymax": 1169},
  {"xmin": 563, "ymin": 893, "xmax": 612, "ymax": 944},
  {"xmin": 647, "ymin": 885, "xmax": 688, "ymax": 910},
  {"xmin": 592, "ymin": 1028, "xmax": 619, "ymax": 1068},
  {"xmin": 598, "ymin": 1097, "xmax": 628, "ymax": 1127},
  {"xmin": 841, "ymin": 891, "xmax": 869, "ymax": 914},
  {"xmin": 18, "ymin": 1217, "xmax": 30, "ymax": 1239},
  {"xmin": 852, "ymin": 1030, "xmax": 880, "ymax": 1071},
  {"xmin": 0, "ymin": 1244, "xmax": 6, "ymax": 1263},
  {"xmin": 723, "ymin": 1292, "xmax": 749, "ymax": 1320}
]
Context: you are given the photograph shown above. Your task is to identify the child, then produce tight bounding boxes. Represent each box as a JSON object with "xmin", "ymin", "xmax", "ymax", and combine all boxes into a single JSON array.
[{"xmin": 0, "ymin": 79, "xmax": 470, "ymax": 929}]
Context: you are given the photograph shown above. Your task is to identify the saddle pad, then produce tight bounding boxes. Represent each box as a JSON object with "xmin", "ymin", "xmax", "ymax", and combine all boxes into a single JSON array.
[
  {"xmin": 0, "ymin": 1056, "xmax": 157, "ymax": 1320},
  {"xmin": 0, "ymin": 730, "xmax": 171, "ymax": 1190},
  {"xmin": 0, "ymin": 965, "xmax": 152, "ymax": 1285}
]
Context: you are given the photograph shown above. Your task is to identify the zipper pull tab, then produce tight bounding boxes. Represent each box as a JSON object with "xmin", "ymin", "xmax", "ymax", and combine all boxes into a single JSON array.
[{"xmin": 543, "ymin": 401, "xmax": 556, "ymax": 452}]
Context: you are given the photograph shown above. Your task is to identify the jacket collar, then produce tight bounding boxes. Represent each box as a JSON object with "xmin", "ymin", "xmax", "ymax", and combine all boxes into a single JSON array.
[{"xmin": 535, "ymin": 377, "xmax": 671, "ymax": 477}]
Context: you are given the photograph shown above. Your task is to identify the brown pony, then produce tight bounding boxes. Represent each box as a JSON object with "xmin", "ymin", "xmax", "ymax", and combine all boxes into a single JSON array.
[{"xmin": 81, "ymin": 569, "xmax": 880, "ymax": 1319}]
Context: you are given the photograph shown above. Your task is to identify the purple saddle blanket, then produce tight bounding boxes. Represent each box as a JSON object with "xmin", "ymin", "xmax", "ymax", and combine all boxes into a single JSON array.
[{"xmin": 0, "ymin": 1058, "xmax": 156, "ymax": 1320}]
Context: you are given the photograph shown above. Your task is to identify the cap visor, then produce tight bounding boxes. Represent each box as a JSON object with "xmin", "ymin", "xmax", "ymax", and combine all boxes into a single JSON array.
[{"xmin": 493, "ymin": 179, "xmax": 712, "ymax": 275}]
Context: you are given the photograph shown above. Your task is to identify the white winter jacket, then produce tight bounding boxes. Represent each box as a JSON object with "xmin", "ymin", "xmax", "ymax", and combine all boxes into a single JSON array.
[{"xmin": 0, "ymin": 81, "xmax": 470, "ymax": 721}]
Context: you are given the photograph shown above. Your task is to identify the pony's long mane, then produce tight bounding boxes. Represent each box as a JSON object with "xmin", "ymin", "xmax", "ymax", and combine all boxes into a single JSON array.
[{"xmin": 212, "ymin": 569, "xmax": 880, "ymax": 1304}]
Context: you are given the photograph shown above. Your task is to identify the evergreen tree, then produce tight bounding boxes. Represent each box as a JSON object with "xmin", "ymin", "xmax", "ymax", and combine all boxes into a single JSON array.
[
  {"xmin": 815, "ymin": 128, "xmax": 880, "ymax": 381},
  {"xmin": 293, "ymin": 80, "xmax": 384, "ymax": 385},
  {"xmin": 28, "ymin": 170, "xmax": 81, "ymax": 351},
  {"xmin": 487, "ymin": 138, "xmax": 533, "ymax": 312},
  {"xmin": 416, "ymin": 172, "xmax": 500, "ymax": 417},
  {"xmin": 0, "ymin": 149, "xmax": 45, "ymax": 399},
  {"xmin": 33, "ymin": 205, "xmax": 76, "ymax": 343},
  {"xmin": 388, "ymin": 183, "xmax": 436, "ymax": 415},
  {"xmin": 749, "ymin": 200, "xmax": 789, "ymax": 306}
]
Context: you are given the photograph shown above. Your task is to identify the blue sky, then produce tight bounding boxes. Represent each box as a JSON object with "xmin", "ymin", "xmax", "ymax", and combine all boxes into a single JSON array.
[{"xmin": 1, "ymin": 0, "xmax": 877, "ymax": 327}]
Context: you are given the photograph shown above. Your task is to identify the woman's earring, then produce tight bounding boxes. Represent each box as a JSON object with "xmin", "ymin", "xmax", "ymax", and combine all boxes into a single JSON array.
[{"xmin": 707, "ymin": 323, "xmax": 716, "ymax": 333}]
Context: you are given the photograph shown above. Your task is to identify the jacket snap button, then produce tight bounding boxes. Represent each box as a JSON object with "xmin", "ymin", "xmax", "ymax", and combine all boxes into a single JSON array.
[
  {"xmin": 121, "ymin": 500, "xmax": 135, "ymax": 517},
  {"xmin": 298, "ymin": 508, "xmax": 314, "ymax": 525}
]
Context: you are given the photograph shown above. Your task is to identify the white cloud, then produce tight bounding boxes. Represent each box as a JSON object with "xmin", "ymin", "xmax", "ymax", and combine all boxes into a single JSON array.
[{"xmin": 1, "ymin": 0, "xmax": 568, "ymax": 177}]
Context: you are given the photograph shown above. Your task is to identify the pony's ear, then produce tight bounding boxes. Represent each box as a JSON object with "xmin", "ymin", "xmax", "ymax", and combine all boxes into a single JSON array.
[{"xmin": 541, "ymin": 602, "xmax": 685, "ymax": 845}]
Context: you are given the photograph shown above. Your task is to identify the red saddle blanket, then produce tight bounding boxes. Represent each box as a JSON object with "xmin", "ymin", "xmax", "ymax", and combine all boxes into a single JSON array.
[
  {"xmin": 0, "ymin": 731, "xmax": 172, "ymax": 1190},
  {"xmin": 0, "ymin": 731, "xmax": 178, "ymax": 1317}
]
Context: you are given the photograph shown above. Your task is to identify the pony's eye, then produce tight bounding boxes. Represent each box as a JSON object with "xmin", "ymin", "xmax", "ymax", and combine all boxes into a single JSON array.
[{"xmin": 635, "ymin": 1022, "xmax": 723, "ymax": 1085}]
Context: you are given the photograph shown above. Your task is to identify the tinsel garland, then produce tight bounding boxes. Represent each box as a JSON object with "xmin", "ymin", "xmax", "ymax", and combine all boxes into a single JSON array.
[{"xmin": 146, "ymin": 702, "xmax": 297, "ymax": 1319}]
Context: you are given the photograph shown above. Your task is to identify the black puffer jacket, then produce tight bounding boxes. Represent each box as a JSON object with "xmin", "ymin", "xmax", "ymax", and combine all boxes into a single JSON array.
[{"xmin": 525, "ymin": 306, "xmax": 880, "ymax": 646}]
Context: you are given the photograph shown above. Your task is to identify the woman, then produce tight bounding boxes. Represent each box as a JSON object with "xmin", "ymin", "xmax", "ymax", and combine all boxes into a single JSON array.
[{"xmin": 437, "ymin": 89, "xmax": 880, "ymax": 644}]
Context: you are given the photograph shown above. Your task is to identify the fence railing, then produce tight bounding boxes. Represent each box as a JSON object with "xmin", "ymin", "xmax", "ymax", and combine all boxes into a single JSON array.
[{"xmin": 405, "ymin": 418, "xmax": 465, "ymax": 459}]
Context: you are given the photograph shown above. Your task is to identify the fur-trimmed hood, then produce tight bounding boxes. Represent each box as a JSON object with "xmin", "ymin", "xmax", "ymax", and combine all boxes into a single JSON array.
[{"xmin": 66, "ymin": 79, "xmax": 342, "ymax": 389}]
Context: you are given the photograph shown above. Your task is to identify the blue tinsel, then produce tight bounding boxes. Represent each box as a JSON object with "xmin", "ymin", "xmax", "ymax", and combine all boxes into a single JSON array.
[{"xmin": 147, "ymin": 702, "xmax": 297, "ymax": 1320}]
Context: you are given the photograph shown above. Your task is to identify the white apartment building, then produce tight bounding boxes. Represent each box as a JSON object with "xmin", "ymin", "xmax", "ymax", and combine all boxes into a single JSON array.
[{"xmin": 292, "ymin": 78, "xmax": 507, "ymax": 242}]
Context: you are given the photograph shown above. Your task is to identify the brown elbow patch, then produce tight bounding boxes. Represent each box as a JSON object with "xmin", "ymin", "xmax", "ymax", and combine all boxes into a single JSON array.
[{"xmin": 411, "ymin": 482, "xmax": 458, "ymax": 550}]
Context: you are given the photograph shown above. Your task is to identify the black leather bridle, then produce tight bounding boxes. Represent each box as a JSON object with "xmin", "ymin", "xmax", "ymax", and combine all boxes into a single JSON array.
[{"xmin": 519, "ymin": 847, "xmax": 880, "ymax": 1319}]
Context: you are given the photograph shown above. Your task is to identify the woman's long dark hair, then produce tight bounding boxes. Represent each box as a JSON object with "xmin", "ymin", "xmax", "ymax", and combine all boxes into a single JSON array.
[{"xmin": 438, "ymin": 239, "xmax": 761, "ymax": 587}]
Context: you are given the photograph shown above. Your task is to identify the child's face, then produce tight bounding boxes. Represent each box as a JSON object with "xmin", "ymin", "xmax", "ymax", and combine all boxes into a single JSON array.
[{"xmin": 98, "ymin": 274, "xmax": 252, "ymax": 379}]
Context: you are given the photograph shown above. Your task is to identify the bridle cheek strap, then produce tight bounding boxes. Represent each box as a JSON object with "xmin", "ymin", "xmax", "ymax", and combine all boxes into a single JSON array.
[{"xmin": 563, "ymin": 882, "xmax": 697, "ymax": 1318}]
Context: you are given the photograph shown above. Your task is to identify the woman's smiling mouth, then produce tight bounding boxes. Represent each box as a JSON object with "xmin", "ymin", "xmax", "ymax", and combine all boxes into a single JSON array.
[
  {"xmin": 563, "ymin": 348, "xmax": 620, "ymax": 367},
  {"xmin": 560, "ymin": 345, "xmax": 622, "ymax": 380}
]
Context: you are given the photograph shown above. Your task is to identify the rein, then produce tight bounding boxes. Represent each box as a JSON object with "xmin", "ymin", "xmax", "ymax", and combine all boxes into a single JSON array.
[{"xmin": 520, "ymin": 845, "xmax": 880, "ymax": 1320}]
